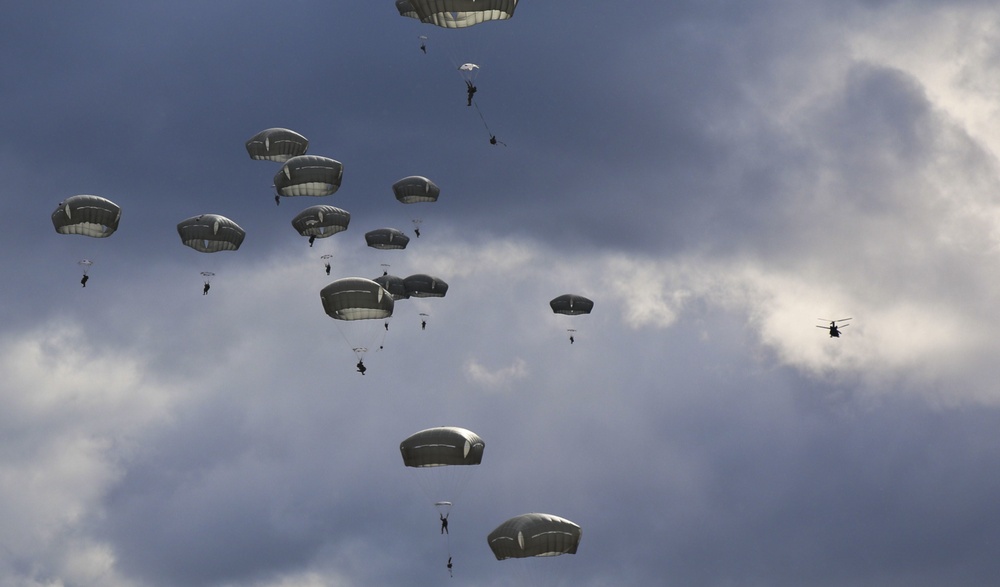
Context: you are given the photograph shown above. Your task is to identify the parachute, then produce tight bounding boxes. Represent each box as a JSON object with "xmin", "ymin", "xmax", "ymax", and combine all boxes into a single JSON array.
[
  {"xmin": 398, "ymin": 0, "xmax": 519, "ymax": 28},
  {"xmin": 245, "ymin": 128, "xmax": 309, "ymax": 162},
  {"xmin": 549, "ymin": 294, "xmax": 594, "ymax": 316},
  {"xmin": 397, "ymin": 0, "xmax": 516, "ymax": 142},
  {"xmin": 365, "ymin": 228, "xmax": 410, "ymax": 250},
  {"xmin": 458, "ymin": 62, "xmax": 480, "ymax": 83},
  {"xmin": 52, "ymin": 195, "xmax": 121, "ymax": 238},
  {"xmin": 176, "ymin": 214, "xmax": 246, "ymax": 252},
  {"xmin": 176, "ymin": 214, "xmax": 244, "ymax": 293},
  {"xmin": 274, "ymin": 155, "xmax": 344, "ymax": 198},
  {"xmin": 374, "ymin": 273, "xmax": 408, "ymax": 300},
  {"xmin": 393, "ymin": 176, "xmax": 440, "ymax": 204},
  {"xmin": 291, "ymin": 205, "xmax": 350, "ymax": 243},
  {"xmin": 320, "ymin": 277, "xmax": 394, "ymax": 365},
  {"xmin": 393, "ymin": 175, "xmax": 438, "ymax": 238},
  {"xmin": 487, "ymin": 513, "xmax": 582, "ymax": 560},
  {"xmin": 400, "ymin": 426, "xmax": 485, "ymax": 468},
  {"xmin": 401, "ymin": 426, "xmax": 485, "ymax": 559},
  {"xmin": 403, "ymin": 274, "xmax": 448, "ymax": 298},
  {"xmin": 321, "ymin": 277, "xmax": 394, "ymax": 321},
  {"xmin": 551, "ymin": 294, "xmax": 593, "ymax": 343}
]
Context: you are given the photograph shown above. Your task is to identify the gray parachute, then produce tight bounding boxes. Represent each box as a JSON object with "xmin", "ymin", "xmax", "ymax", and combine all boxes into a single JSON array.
[
  {"xmin": 245, "ymin": 128, "xmax": 309, "ymax": 162},
  {"xmin": 52, "ymin": 195, "xmax": 121, "ymax": 238},
  {"xmin": 274, "ymin": 155, "xmax": 344, "ymax": 197},
  {"xmin": 320, "ymin": 277, "xmax": 394, "ymax": 321},
  {"xmin": 549, "ymin": 294, "xmax": 594, "ymax": 316},
  {"xmin": 398, "ymin": 0, "xmax": 518, "ymax": 28},
  {"xmin": 487, "ymin": 513, "xmax": 582, "ymax": 560},
  {"xmin": 403, "ymin": 274, "xmax": 448, "ymax": 298},
  {"xmin": 291, "ymin": 205, "xmax": 350, "ymax": 239},
  {"xmin": 400, "ymin": 427, "xmax": 485, "ymax": 467},
  {"xmin": 177, "ymin": 214, "xmax": 245, "ymax": 252},
  {"xmin": 374, "ymin": 273, "xmax": 408, "ymax": 300},
  {"xmin": 365, "ymin": 228, "xmax": 410, "ymax": 250},
  {"xmin": 393, "ymin": 175, "xmax": 440, "ymax": 204}
]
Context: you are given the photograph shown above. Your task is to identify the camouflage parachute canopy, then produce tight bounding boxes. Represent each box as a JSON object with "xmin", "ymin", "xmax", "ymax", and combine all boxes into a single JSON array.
[
  {"xmin": 549, "ymin": 294, "xmax": 594, "ymax": 316},
  {"xmin": 176, "ymin": 214, "xmax": 246, "ymax": 253},
  {"xmin": 274, "ymin": 155, "xmax": 344, "ymax": 197},
  {"xmin": 403, "ymin": 274, "xmax": 448, "ymax": 298},
  {"xmin": 365, "ymin": 228, "xmax": 410, "ymax": 250},
  {"xmin": 320, "ymin": 277, "xmax": 394, "ymax": 321},
  {"xmin": 487, "ymin": 513, "xmax": 582, "ymax": 560},
  {"xmin": 400, "ymin": 427, "xmax": 485, "ymax": 467},
  {"xmin": 51, "ymin": 195, "xmax": 121, "ymax": 238},
  {"xmin": 291, "ymin": 205, "xmax": 350, "ymax": 238},
  {"xmin": 393, "ymin": 175, "xmax": 440, "ymax": 204},
  {"xmin": 398, "ymin": 0, "xmax": 518, "ymax": 28},
  {"xmin": 245, "ymin": 128, "xmax": 309, "ymax": 162}
]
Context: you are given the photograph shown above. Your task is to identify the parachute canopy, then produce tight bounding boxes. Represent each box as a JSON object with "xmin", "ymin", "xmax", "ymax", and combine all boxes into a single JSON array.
[
  {"xmin": 400, "ymin": 426, "xmax": 485, "ymax": 467},
  {"xmin": 398, "ymin": 0, "xmax": 518, "ymax": 28},
  {"xmin": 245, "ymin": 128, "xmax": 309, "ymax": 162},
  {"xmin": 291, "ymin": 205, "xmax": 351, "ymax": 239},
  {"xmin": 374, "ymin": 273, "xmax": 408, "ymax": 300},
  {"xmin": 52, "ymin": 195, "xmax": 121, "ymax": 238},
  {"xmin": 365, "ymin": 228, "xmax": 410, "ymax": 250},
  {"xmin": 549, "ymin": 294, "xmax": 594, "ymax": 316},
  {"xmin": 177, "ymin": 214, "xmax": 245, "ymax": 252},
  {"xmin": 320, "ymin": 277, "xmax": 394, "ymax": 321},
  {"xmin": 274, "ymin": 155, "xmax": 344, "ymax": 197},
  {"xmin": 488, "ymin": 513, "xmax": 582, "ymax": 560},
  {"xmin": 393, "ymin": 175, "xmax": 440, "ymax": 204},
  {"xmin": 403, "ymin": 274, "xmax": 448, "ymax": 298}
]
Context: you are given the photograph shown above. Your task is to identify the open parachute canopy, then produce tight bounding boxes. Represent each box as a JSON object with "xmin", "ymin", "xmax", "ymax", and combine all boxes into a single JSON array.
[
  {"xmin": 549, "ymin": 294, "xmax": 594, "ymax": 316},
  {"xmin": 274, "ymin": 155, "xmax": 344, "ymax": 197},
  {"xmin": 177, "ymin": 214, "xmax": 245, "ymax": 253},
  {"xmin": 488, "ymin": 513, "xmax": 582, "ymax": 560},
  {"xmin": 401, "ymin": 427, "xmax": 484, "ymax": 517},
  {"xmin": 52, "ymin": 195, "xmax": 121, "ymax": 238},
  {"xmin": 245, "ymin": 128, "xmax": 309, "ymax": 162},
  {"xmin": 393, "ymin": 175, "xmax": 440, "ymax": 204},
  {"xmin": 400, "ymin": 426, "xmax": 485, "ymax": 467},
  {"xmin": 291, "ymin": 205, "xmax": 351, "ymax": 239},
  {"xmin": 396, "ymin": 0, "xmax": 518, "ymax": 28},
  {"xmin": 320, "ymin": 277, "xmax": 394, "ymax": 321},
  {"xmin": 365, "ymin": 227, "xmax": 410, "ymax": 250},
  {"xmin": 403, "ymin": 274, "xmax": 448, "ymax": 298},
  {"xmin": 374, "ymin": 273, "xmax": 408, "ymax": 300}
]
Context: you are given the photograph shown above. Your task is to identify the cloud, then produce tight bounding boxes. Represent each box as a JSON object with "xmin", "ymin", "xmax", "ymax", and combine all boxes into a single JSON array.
[
  {"xmin": 0, "ymin": 324, "xmax": 181, "ymax": 587},
  {"xmin": 464, "ymin": 357, "xmax": 529, "ymax": 389}
]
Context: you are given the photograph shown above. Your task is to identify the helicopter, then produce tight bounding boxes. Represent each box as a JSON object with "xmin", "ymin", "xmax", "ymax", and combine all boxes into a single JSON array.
[{"xmin": 817, "ymin": 318, "xmax": 851, "ymax": 338}]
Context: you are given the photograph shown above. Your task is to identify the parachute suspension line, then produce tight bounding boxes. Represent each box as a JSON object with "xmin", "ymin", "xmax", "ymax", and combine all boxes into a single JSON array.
[
  {"xmin": 473, "ymin": 99, "xmax": 492, "ymax": 136},
  {"xmin": 332, "ymin": 320, "xmax": 365, "ymax": 363},
  {"xmin": 375, "ymin": 320, "xmax": 389, "ymax": 352},
  {"xmin": 472, "ymin": 97, "xmax": 506, "ymax": 145}
]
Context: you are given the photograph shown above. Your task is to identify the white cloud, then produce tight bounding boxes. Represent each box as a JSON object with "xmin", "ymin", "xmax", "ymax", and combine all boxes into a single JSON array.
[
  {"xmin": 464, "ymin": 357, "xmax": 529, "ymax": 389},
  {"xmin": 0, "ymin": 325, "xmax": 181, "ymax": 586}
]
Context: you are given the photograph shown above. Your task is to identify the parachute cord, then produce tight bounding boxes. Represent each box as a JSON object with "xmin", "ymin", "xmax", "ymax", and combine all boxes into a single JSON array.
[
  {"xmin": 445, "ymin": 530, "xmax": 452, "ymax": 575},
  {"xmin": 473, "ymin": 99, "xmax": 492, "ymax": 136},
  {"xmin": 332, "ymin": 321, "xmax": 364, "ymax": 363},
  {"xmin": 473, "ymin": 99, "xmax": 506, "ymax": 145},
  {"xmin": 376, "ymin": 323, "xmax": 389, "ymax": 352}
]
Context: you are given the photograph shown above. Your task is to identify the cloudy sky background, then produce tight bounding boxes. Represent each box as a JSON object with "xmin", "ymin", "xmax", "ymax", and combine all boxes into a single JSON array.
[{"xmin": 4, "ymin": 1, "xmax": 1000, "ymax": 585}]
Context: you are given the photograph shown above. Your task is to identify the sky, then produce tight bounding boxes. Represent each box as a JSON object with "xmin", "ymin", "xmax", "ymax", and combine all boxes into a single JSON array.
[{"xmin": 4, "ymin": 1, "xmax": 1000, "ymax": 585}]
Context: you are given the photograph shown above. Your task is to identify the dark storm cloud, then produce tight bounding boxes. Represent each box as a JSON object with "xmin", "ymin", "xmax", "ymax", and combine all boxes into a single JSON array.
[{"xmin": 7, "ymin": 1, "xmax": 1000, "ymax": 586}]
